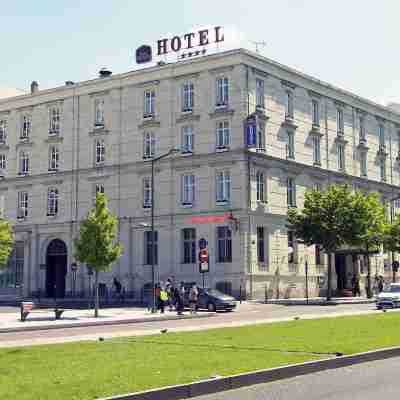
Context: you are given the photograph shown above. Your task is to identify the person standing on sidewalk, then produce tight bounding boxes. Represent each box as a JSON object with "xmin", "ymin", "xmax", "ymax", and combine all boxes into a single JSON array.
[
  {"xmin": 159, "ymin": 287, "xmax": 168, "ymax": 314},
  {"xmin": 189, "ymin": 284, "xmax": 199, "ymax": 314},
  {"xmin": 174, "ymin": 287, "xmax": 184, "ymax": 315}
]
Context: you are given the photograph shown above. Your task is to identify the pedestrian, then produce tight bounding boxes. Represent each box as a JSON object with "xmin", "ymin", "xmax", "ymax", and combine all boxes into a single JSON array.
[
  {"xmin": 155, "ymin": 284, "xmax": 161, "ymax": 312},
  {"xmin": 351, "ymin": 275, "xmax": 361, "ymax": 297},
  {"xmin": 113, "ymin": 277, "xmax": 123, "ymax": 301},
  {"xmin": 159, "ymin": 287, "xmax": 168, "ymax": 314},
  {"xmin": 378, "ymin": 275, "xmax": 384, "ymax": 293},
  {"xmin": 189, "ymin": 283, "xmax": 199, "ymax": 314},
  {"xmin": 165, "ymin": 278, "xmax": 173, "ymax": 311},
  {"xmin": 174, "ymin": 287, "xmax": 184, "ymax": 315},
  {"xmin": 373, "ymin": 275, "xmax": 379, "ymax": 296}
]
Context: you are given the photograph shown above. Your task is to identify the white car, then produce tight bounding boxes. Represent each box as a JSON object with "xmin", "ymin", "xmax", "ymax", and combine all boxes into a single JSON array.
[{"xmin": 376, "ymin": 283, "xmax": 400, "ymax": 309}]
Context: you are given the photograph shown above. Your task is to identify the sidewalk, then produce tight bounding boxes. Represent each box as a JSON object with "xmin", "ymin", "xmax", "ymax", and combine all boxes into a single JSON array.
[
  {"xmin": 264, "ymin": 297, "xmax": 375, "ymax": 305},
  {"xmin": 0, "ymin": 307, "xmax": 214, "ymax": 334}
]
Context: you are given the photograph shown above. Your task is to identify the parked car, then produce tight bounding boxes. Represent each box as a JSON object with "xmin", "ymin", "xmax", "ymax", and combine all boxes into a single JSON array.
[
  {"xmin": 376, "ymin": 283, "xmax": 400, "ymax": 309},
  {"xmin": 183, "ymin": 287, "xmax": 237, "ymax": 312}
]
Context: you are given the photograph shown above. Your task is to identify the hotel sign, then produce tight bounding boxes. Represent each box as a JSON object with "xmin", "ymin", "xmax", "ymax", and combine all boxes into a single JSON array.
[{"xmin": 135, "ymin": 26, "xmax": 225, "ymax": 64}]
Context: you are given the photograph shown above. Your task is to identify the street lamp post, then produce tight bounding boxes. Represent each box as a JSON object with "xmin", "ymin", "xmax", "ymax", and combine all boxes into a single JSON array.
[
  {"xmin": 150, "ymin": 148, "xmax": 180, "ymax": 313},
  {"xmin": 389, "ymin": 194, "xmax": 400, "ymax": 283}
]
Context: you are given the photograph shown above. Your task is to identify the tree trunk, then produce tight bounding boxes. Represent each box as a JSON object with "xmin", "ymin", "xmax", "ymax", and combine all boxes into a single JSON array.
[
  {"xmin": 94, "ymin": 271, "xmax": 99, "ymax": 318},
  {"xmin": 366, "ymin": 247, "xmax": 372, "ymax": 299},
  {"xmin": 327, "ymin": 252, "xmax": 332, "ymax": 301}
]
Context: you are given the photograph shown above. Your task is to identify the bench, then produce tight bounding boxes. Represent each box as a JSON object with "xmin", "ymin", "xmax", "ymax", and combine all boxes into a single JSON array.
[{"xmin": 20, "ymin": 301, "xmax": 64, "ymax": 322}]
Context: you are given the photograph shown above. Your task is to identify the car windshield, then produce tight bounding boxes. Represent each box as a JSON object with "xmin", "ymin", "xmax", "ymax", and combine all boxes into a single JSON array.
[
  {"xmin": 207, "ymin": 289, "xmax": 229, "ymax": 297},
  {"xmin": 389, "ymin": 286, "xmax": 400, "ymax": 293}
]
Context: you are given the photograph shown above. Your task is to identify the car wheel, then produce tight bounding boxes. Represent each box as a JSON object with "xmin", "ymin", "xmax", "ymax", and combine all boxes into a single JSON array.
[{"xmin": 207, "ymin": 302, "xmax": 216, "ymax": 312}]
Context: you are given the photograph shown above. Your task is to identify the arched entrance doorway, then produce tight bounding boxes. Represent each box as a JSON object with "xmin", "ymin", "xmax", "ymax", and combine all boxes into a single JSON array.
[{"xmin": 45, "ymin": 239, "xmax": 67, "ymax": 298}]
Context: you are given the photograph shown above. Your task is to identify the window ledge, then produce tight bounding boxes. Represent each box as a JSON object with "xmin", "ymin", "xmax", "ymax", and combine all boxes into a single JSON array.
[
  {"xmin": 18, "ymin": 172, "xmax": 29, "ymax": 177},
  {"xmin": 143, "ymin": 205, "xmax": 151, "ymax": 209},
  {"xmin": 142, "ymin": 156, "xmax": 154, "ymax": 161},
  {"xmin": 93, "ymin": 123, "xmax": 105, "ymax": 130},
  {"xmin": 209, "ymin": 108, "xmax": 234, "ymax": 118},
  {"xmin": 16, "ymin": 217, "xmax": 26, "ymax": 222},
  {"xmin": 216, "ymin": 200, "xmax": 229, "ymax": 206},
  {"xmin": 48, "ymin": 169, "xmax": 59, "ymax": 174},
  {"xmin": 89, "ymin": 128, "xmax": 109, "ymax": 136},
  {"xmin": 47, "ymin": 214, "xmax": 57, "ymax": 219},
  {"xmin": 313, "ymin": 161, "xmax": 322, "ymax": 167},
  {"xmin": 216, "ymin": 147, "xmax": 229, "ymax": 153},
  {"xmin": 0, "ymin": 143, "xmax": 9, "ymax": 150},
  {"xmin": 181, "ymin": 203, "xmax": 193, "ymax": 208},
  {"xmin": 181, "ymin": 151, "xmax": 194, "ymax": 156}
]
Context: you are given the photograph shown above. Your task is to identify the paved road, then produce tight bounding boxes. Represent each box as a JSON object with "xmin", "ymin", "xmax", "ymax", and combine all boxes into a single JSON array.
[
  {"xmin": 193, "ymin": 357, "xmax": 400, "ymax": 400},
  {"xmin": 0, "ymin": 302, "xmax": 379, "ymax": 347}
]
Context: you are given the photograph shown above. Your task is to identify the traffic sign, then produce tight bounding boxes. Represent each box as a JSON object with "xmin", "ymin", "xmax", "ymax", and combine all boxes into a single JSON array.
[
  {"xmin": 199, "ymin": 262, "xmax": 209, "ymax": 273},
  {"xmin": 199, "ymin": 238, "xmax": 208, "ymax": 249},
  {"xmin": 199, "ymin": 249, "xmax": 209, "ymax": 263}
]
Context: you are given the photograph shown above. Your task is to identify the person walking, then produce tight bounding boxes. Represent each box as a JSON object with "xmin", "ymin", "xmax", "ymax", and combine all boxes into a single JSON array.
[
  {"xmin": 351, "ymin": 275, "xmax": 361, "ymax": 297},
  {"xmin": 378, "ymin": 275, "xmax": 384, "ymax": 293},
  {"xmin": 174, "ymin": 287, "xmax": 184, "ymax": 315},
  {"xmin": 189, "ymin": 284, "xmax": 199, "ymax": 314},
  {"xmin": 165, "ymin": 278, "xmax": 174, "ymax": 311},
  {"xmin": 159, "ymin": 287, "xmax": 168, "ymax": 314}
]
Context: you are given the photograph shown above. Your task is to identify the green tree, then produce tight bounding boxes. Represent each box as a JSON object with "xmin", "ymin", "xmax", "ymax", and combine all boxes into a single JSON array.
[
  {"xmin": 384, "ymin": 210, "xmax": 400, "ymax": 283},
  {"xmin": 349, "ymin": 191, "xmax": 388, "ymax": 298},
  {"xmin": 0, "ymin": 219, "xmax": 15, "ymax": 267},
  {"xmin": 74, "ymin": 193, "xmax": 123, "ymax": 317},
  {"xmin": 287, "ymin": 185, "xmax": 360, "ymax": 300}
]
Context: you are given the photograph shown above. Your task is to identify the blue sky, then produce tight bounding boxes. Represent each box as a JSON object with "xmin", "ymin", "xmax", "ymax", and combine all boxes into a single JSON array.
[{"xmin": 1, "ymin": 1, "xmax": 399, "ymax": 105}]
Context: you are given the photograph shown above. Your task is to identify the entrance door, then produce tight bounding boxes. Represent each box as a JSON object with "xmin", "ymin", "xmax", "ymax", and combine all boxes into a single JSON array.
[
  {"xmin": 335, "ymin": 254, "xmax": 347, "ymax": 291},
  {"xmin": 45, "ymin": 239, "xmax": 67, "ymax": 298}
]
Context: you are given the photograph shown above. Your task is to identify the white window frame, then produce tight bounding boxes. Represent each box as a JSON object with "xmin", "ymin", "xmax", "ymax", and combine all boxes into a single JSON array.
[
  {"xmin": 144, "ymin": 90, "xmax": 155, "ymax": 117},
  {"xmin": 337, "ymin": 144, "xmax": 345, "ymax": 171},
  {"xmin": 0, "ymin": 154, "xmax": 6, "ymax": 171},
  {"xmin": 95, "ymin": 139, "xmax": 105, "ymax": 165},
  {"xmin": 182, "ymin": 82, "xmax": 194, "ymax": 112},
  {"xmin": 182, "ymin": 126, "xmax": 194, "ymax": 153},
  {"xmin": 182, "ymin": 228, "xmax": 196, "ymax": 264},
  {"xmin": 312, "ymin": 135, "xmax": 321, "ymax": 165},
  {"xmin": 0, "ymin": 119, "xmax": 7, "ymax": 144},
  {"xmin": 48, "ymin": 146, "xmax": 59, "ymax": 172},
  {"xmin": 312, "ymin": 100, "xmax": 319, "ymax": 126},
  {"xmin": 49, "ymin": 107, "xmax": 60, "ymax": 135},
  {"xmin": 143, "ymin": 176, "xmax": 152, "ymax": 208},
  {"xmin": 94, "ymin": 98, "xmax": 104, "ymax": 127},
  {"xmin": 143, "ymin": 132, "xmax": 155, "ymax": 159},
  {"xmin": 17, "ymin": 191, "xmax": 28, "ymax": 219},
  {"xmin": 47, "ymin": 187, "xmax": 59, "ymax": 217},
  {"xmin": 378, "ymin": 124, "xmax": 385, "ymax": 148},
  {"xmin": 182, "ymin": 174, "xmax": 195, "ymax": 206},
  {"xmin": 216, "ymin": 226, "xmax": 232, "ymax": 263},
  {"xmin": 216, "ymin": 77, "xmax": 229, "ymax": 107},
  {"xmin": 256, "ymin": 78, "xmax": 265, "ymax": 109},
  {"xmin": 216, "ymin": 120, "xmax": 230, "ymax": 149},
  {"xmin": 216, "ymin": 170, "xmax": 231, "ymax": 204},
  {"xmin": 256, "ymin": 171, "xmax": 265, "ymax": 203},
  {"xmin": 19, "ymin": 151, "xmax": 29, "ymax": 175},
  {"xmin": 20, "ymin": 115, "xmax": 31, "ymax": 139}
]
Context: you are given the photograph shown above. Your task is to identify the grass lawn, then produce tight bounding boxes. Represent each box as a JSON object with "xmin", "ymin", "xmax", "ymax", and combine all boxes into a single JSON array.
[{"xmin": 1, "ymin": 313, "xmax": 400, "ymax": 400}]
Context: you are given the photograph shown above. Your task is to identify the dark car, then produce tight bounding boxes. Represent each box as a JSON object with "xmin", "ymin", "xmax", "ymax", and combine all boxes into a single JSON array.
[{"xmin": 183, "ymin": 287, "xmax": 237, "ymax": 312}]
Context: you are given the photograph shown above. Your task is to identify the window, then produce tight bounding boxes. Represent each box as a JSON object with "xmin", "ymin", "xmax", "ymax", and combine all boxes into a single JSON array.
[
  {"xmin": 0, "ymin": 120, "xmax": 7, "ymax": 143},
  {"xmin": 287, "ymin": 130, "xmax": 295, "ymax": 159},
  {"xmin": 380, "ymin": 158, "xmax": 387, "ymax": 182},
  {"xmin": 93, "ymin": 183, "xmax": 105, "ymax": 204},
  {"xmin": 20, "ymin": 115, "xmax": 31, "ymax": 139},
  {"xmin": 182, "ymin": 82, "xmax": 194, "ymax": 112},
  {"xmin": 287, "ymin": 177, "xmax": 296, "ymax": 207},
  {"xmin": 143, "ymin": 176, "xmax": 152, "ymax": 208},
  {"xmin": 144, "ymin": 231, "xmax": 158, "ymax": 265},
  {"xmin": 216, "ymin": 171, "xmax": 230, "ymax": 203},
  {"xmin": 0, "ymin": 154, "xmax": 6, "ymax": 170},
  {"xmin": 94, "ymin": 99, "xmax": 104, "ymax": 127},
  {"xmin": 182, "ymin": 126, "xmax": 194, "ymax": 153},
  {"xmin": 286, "ymin": 91, "xmax": 294, "ymax": 119},
  {"xmin": 315, "ymin": 245, "xmax": 322, "ymax": 265},
  {"xmin": 256, "ymin": 122, "xmax": 265, "ymax": 150},
  {"xmin": 182, "ymin": 174, "xmax": 195, "ymax": 205},
  {"xmin": 49, "ymin": 107, "xmax": 60, "ymax": 134},
  {"xmin": 288, "ymin": 231, "xmax": 296, "ymax": 263},
  {"xmin": 313, "ymin": 182, "xmax": 322, "ymax": 192},
  {"xmin": 217, "ymin": 226, "xmax": 232, "ymax": 262},
  {"xmin": 256, "ymin": 171, "xmax": 265, "ymax": 202},
  {"xmin": 378, "ymin": 124, "xmax": 385, "ymax": 148},
  {"xmin": 256, "ymin": 79, "xmax": 265, "ymax": 109},
  {"xmin": 47, "ymin": 188, "xmax": 58, "ymax": 217},
  {"xmin": 337, "ymin": 144, "xmax": 345, "ymax": 171},
  {"xmin": 95, "ymin": 139, "xmax": 105, "ymax": 165},
  {"xmin": 17, "ymin": 191, "xmax": 28, "ymax": 219},
  {"xmin": 216, "ymin": 121, "xmax": 230, "ymax": 149},
  {"xmin": 337, "ymin": 109, "xmax": 344, "ymax": 134},
  {"xmin": 359, "ymin": 116, "xmax": 366, "ymax": 142},
  {"xmin": 143, "ymin": 132, "xmax": 155, "ymax": 159},
  {"xmin": 144, "ymin": 90, "xmax": 155, "ymax": 117},
  {"xmin": 312, "ymin": 135, "xmax": 321, "ymax": 165},
  {"xmin": 19, "ymin": 151, "xmax": 29, "ymax": 175},
  {"xmin": 257, "ymin": 227, "xmax": 265, "ymax": 263},
  {"xmin": 216, "ymin": 77, "xmax": 229, "ymax": 107},
  {"xmin": 360, "ymin": 152, "xmax": 367, "ymax": 177},
  {"xmin": 48, "ymin": 146, "xmax": 59, "ymax": 171},
  {"xmin": 312, "ymin": 100, "xmax": 319, "ymax": 126},
  {"xmin": 182, "ymin": 228, "xmax": 196, "ymax": 264}
]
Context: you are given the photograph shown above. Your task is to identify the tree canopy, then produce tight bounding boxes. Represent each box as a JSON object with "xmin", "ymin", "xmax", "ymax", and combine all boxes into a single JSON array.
[{"xmin": 0, "ymin": 219, "xmax": 14, "ymax": 267}]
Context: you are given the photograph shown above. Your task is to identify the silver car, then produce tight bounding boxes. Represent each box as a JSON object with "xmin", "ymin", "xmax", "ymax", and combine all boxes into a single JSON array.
[{"xmin": 376, "ymin": 283, "xmax": 400, "ymax": 309}]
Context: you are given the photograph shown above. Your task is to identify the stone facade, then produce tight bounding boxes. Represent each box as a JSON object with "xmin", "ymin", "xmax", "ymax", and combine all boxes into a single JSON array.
[{"xmin": 0, "ymin": 48, "xmax": 399, "ymax": 300}]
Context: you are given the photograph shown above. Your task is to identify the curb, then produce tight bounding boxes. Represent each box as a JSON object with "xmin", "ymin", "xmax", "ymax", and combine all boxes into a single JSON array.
[
  {"xmin": 101, "ymin": 346, "xmax": 400, "ymax": 400},
  {"xmin": 265, "ymin": 299, "xmax": 375, "ymax": 305},
  {"xmin": 0, "ymin": 313, "xmax": 214, "ymax": 334}
]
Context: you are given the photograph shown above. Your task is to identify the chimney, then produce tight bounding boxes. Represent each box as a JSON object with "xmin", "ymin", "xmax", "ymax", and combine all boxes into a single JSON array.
[
  {"xmin": 65, "ymin": 81, "xmax": 75, "ymax": 86},
  {"xmin": 30, "ymin": 81, "xmax": 39, "ymax": 94},
  {"xmin": 99, "ymin": 68, "xmax": 112, "ymax": 78}
]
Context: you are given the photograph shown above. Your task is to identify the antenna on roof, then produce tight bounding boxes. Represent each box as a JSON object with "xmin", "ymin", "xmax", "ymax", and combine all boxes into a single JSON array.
[{"xmin": 251, "ymin": 41, "xmax": 266, "ymax": 53}]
